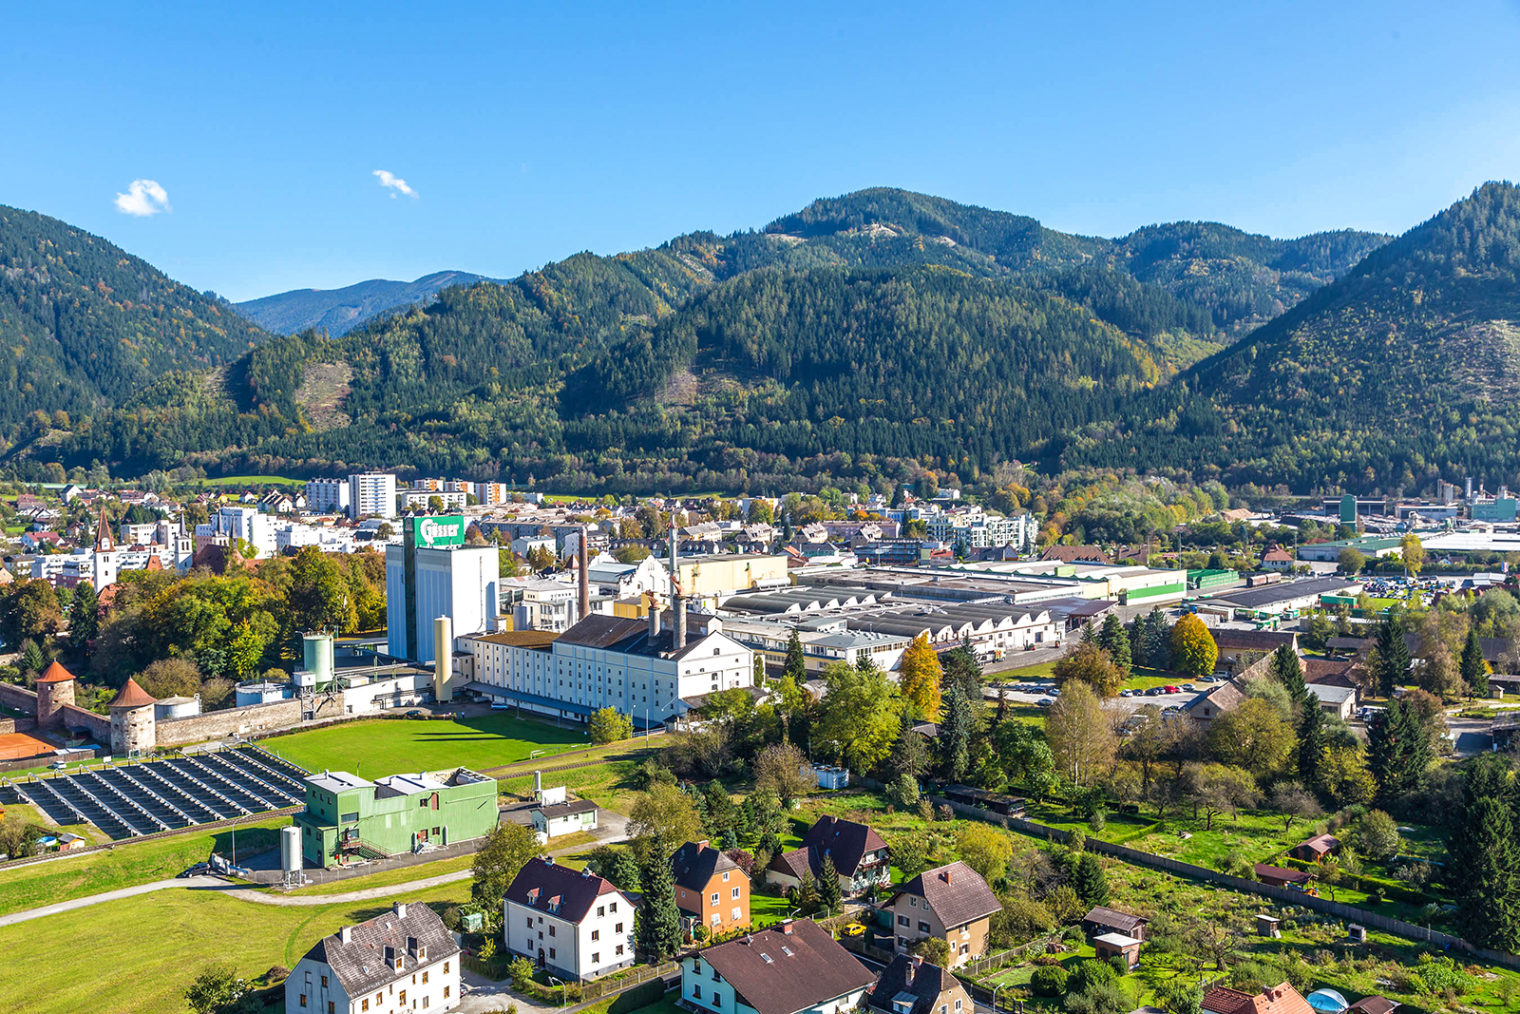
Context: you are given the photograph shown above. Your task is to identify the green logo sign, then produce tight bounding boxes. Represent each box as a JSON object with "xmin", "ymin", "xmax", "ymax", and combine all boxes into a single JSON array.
[{"xmin": 411, "ymin": 515, "xmax": 466, "ymax": 548}]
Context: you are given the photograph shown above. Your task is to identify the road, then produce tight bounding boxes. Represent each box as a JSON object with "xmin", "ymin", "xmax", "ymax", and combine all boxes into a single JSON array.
[
  {"xmin": 0, "ymin": 874, "xmax": 225, "ymax": 928},
  {"xmin": 982, "ymin": 680, "xmax": 1211, "ymax": 713}
]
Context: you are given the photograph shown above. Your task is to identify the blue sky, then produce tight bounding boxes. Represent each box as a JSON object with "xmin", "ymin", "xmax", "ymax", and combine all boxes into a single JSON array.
[{"xmin": 4, "ymin": 1, "xmax": 1519, "ymax": 301}]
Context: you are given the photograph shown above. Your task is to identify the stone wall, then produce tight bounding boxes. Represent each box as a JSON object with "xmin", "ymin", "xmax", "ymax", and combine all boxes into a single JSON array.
[
  {"xmin": 0, "ymin": 682, "xmax": 39, "ymax": 715},
  {"xmin": 153, "ymin": 695, "xmax": 347, "ymax": 749},
  {"xmin": 59, "ymin": 703, "xmax": 111, "ymax": 741},
  {"xmin": 0, "ymin": 716, "xmax": 38, "ymax": 735}
]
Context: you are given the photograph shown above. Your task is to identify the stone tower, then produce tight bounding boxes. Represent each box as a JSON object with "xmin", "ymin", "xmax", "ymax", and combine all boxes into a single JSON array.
[
  {"xmin": 108, "ymin": 677, "xmax": 157, "ymax": 756},
  {"xmin": 34, "ymin": 660, "xmax": 77, "ymax": 728}
]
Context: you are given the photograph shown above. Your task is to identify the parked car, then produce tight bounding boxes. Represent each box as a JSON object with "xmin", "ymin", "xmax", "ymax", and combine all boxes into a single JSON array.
[
  {"xmin": 178, "ymin": 863, "xmax": 211, "ymax": 878},
  {"xmin": 1036, "ymin": 697, "xmax": 1056, "ymax": 707},
  {"xmin": 1163, "ymin": 685, "xmax": 1181, "ymax": 694}
]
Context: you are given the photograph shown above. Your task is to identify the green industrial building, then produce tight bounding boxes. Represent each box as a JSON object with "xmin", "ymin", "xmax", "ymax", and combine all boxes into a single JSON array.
[{"xmin": 293, "ymin": 767, "xmax": 499, "ymax": 868}]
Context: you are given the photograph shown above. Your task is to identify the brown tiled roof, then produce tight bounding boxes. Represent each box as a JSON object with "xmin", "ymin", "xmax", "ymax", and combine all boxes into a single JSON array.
[
  {"xmin": 699, "ymin": 920, "xmax": 875, "ymax": 1014},
  {"xmin": 1242, "ymin": 983, "xmax": 1314, "ymax": 1014},
  {"xmin": 504, "ymin": 857, "xmax": 628, "ymax": 922},
  {"xmin": 36, "ymin": 661, "xmax": 76, "ymax": 684},
  {"xmin": 1254, "ymin": 864, "xmax": 1313, "ymax": 885},
  {"xmin": 1293, "ymin": 833, "xmax": 1339, "ymax": 857},
  {"xmin": 1211, "ymin": 628, "xmax": 1298, "ymax": 653},
  {"xmin": 767, "ymin": 847, "xmax": 814, "ymax": 881},
  {"xmin": 1303, "ymin": 659, "xmax": 1358, "ymax": 687},
  {"xmin": 867, "ymin": 955, "xmax": 965, "ymax": 1014},
  {"xmin": 672, "ymin": 840, "xmax": 742, "ymax": 893},
  {"xmin": 892, "ymin": 861, "xmax": 999, "ymax": 929},
  {"xmin": 800, "ymin": 815, "xmax": 889, "ymax": 878},
  {"xmin": 301, "ymin": 902, "xmax": 459, "ymax": 998},
  {"xmin": 1204, "ymin": 987, "xmax": 1257, "ymax": 1014},
  {"xmin": 109, "ymin": 677, "xmax": 156, "ymax": 709},
  {"xmin": 1347, "ymin": 997, "xmax": 1398, "ymax": 1014}
]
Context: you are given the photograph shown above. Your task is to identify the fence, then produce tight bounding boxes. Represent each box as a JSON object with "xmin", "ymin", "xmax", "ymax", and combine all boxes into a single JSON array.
[{"xmin": 929, "ymin": 792, "xmax": 1520, "ymax": 973}]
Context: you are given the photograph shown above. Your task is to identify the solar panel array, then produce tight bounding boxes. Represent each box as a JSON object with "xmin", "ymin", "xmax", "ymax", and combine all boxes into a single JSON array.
[{"xmin": 5, "ymin": 746, "xmax": 311, "ymax": 841}]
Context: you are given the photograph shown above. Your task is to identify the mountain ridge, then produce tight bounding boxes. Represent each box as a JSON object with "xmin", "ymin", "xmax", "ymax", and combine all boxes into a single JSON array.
[{"xmin": 234, "ymin": 269, "xmax": 505, "ymax": 336}]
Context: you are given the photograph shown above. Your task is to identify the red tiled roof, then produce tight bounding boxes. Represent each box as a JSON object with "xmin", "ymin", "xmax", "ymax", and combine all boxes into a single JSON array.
[
  {"xmin": 36, "ymin": 661, "xmax": 76, "ymax": 684},
  {"xmin": 110, "ymin": 677, "xmax": 156, "ymax": 709}
]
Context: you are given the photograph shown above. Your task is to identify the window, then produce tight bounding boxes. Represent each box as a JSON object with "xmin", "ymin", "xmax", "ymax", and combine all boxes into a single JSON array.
[
  {"xmin": 695, "ymin": 986, "xmax": 703, "ymax": 999},
  {"xmin": 423, "ymin": 970, "xmax": 429, "ymax": 984},
  {"xmin": 731, "ymin": 907, "xmax": 742, "ymax": 921},
  {"xmin": 444, "ymin": 961, "xmax": 450, "ymax": 973},
  {"xmin": 445, "ymin": 986, "xmax": 451, "ymax": 998},
  {"xmin": 549, "ymin": 948, "xmax": 556, "ymax": 959},
  {"xmin": 610, "ymin": 902, "xmax": 618, "ymax": 912},
  {"xmin": 960, "ymin": 944, "xmax": 969, "ymax": 954},
  {"xmin": 597, "ymin": 905, "xmax": 606, "ymax": 917},
  {"xmin": 710, "ymin": 892, "xmax": 719, "ymax": 904},
  {"xmin": 327, "ymin": 1004, "xmax": 334, "ymax": 1014},
  {"xmin": 731, "ymin": 887, "xmax": 740, "ymax": 899},
  {"xmin": 592, "ymin": 952, "xmax": 601, "ymax": 964},
  {"xmin": 693, "ymin": 961, "xmax": 701, "ymax": 975},
  {"xmin": 527, "ymin": 917, "xmax": 534, "ymax": 927},
  {"xmin": 549, "ymin": 925, "xmax": 556, "ymax": 937},
  {"xmin": 955, "ymin": 1001, "xmax": 963, "ymax": 1010},
  {"xmin": 321, "ymin": 976, "xmax": 328, "ymax": 988},
  {"xmin": 398, "ymin": 991, "xmax": 406, "ymax": 1005},
  {"xmin": 897, "ymin": 915, "xmax": 909, "ymax": 927},
  {"xmin": 616, "ymin": 945, "xmax": 625, "ymax": 956},
  {"xmin": 362, "ymin": 1002, "xmax": 369, "ymax": 1012},
  {"xmin": 940, "ymin": 1007, "xmax": 947, "ymax": 1014},
  {"xmin": 918, "ymin": 921, "xmax": 930, "ymax": 933},
  {"xmin": 616, "ymin": 922, "xmax": 624, "ymax": 933},
  {"xmin": 722, "ymin": 872, "xmax": 729, "ymax": 882},
  {"xmin": 909, "ymin": 897, "xmax": 918, "ymax": 908},
  {"xmin": 298, "ymin": 996, "xmax": 306, "ymax": 1009}
]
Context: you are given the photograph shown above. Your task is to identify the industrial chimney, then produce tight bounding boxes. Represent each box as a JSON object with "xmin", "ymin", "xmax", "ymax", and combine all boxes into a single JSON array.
[
  {"xmin": 577, "ymin": 524, "xmax": 590, "ymax": 621},
  {"xmin": 648, "ymin": 592, "xmax": 662, "ymax": 640},
  {"xmin": 670, "ymin": 519, "xmax": 686, "ymax": 650},
  {"xmin": 433, "ymin": 616, "xmax": 454, "ymax": 702}
]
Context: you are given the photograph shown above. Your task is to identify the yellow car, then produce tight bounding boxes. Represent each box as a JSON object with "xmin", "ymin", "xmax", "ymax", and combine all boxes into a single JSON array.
[{"xmin": 840, "ymin": 923, "xmax": 867, "ymax": 938}]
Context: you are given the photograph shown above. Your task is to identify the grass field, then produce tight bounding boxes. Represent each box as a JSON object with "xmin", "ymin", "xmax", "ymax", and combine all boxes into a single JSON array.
[
  {"xmin": 0, "ymin": 880, "xmax": 471, "ymax": 1014},
  {"xmin": 497, "ymin": 750, "xmax": 649, "ymax": 812},
  {"xmin": 0, "ymin": 818, "xmax": 285, "ymax": 917},
  {"xmin": 264, "ymin": 713, "xmax": 588, "ymax": 777},
  {"xmin": 198, "ymin": 475, "xmax": 306, "ymax": 488}
]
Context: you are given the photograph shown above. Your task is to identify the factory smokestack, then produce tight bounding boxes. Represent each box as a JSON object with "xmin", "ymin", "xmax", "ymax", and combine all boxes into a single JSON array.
[
  {"xmin": 671, "ymin": 517, "xmax": 686, "ymax": 650},
  {"xmin": 577, "ymin": 525, "xmax": 590, "ymax": 621}
]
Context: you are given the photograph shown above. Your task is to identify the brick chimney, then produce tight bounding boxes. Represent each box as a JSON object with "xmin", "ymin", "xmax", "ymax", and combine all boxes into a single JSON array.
[
  {"xmin": 781, "ymin": 920, "xmax": 794, "ymax": 935},
  {"xmin": 942, "ymin": 867, "xmax": 952, "ymax": 884}
]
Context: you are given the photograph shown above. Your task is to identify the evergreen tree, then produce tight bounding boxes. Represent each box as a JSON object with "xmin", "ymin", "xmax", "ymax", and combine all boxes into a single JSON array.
[
  {"xmin": 1096, "ymin": 614, "xmax": 1132, "ymax": 678},
  {"xmin": 936, "ymin": 682, "xmax": 974, "ymax": 783},
  {"xmin": 1127, "ymin": 617, "xmax": 1148, "ymax": 669},
  {"xmin": 1460, "ymin": 627, "xmax": 1489, "ymax": 698},
  {"xmin": 1448, "ymin": 758, "xmax": 1520, "ymax": 951},
  {"xmin": 817, "ymin": 853, "xmax": 843, "ymax": 913},
  {"xmin": 18, "ymin": 639, "xmax": 44, "ymax": 677},
  {"xmin": 1366, "ymin": 697, "xmax": 1432, "ymax": 808},
  {"xmin": 637, "ymin": 842, "xmax": 684, "ymax": 959},
  {"xmin": 1143, "ymin": 607, "xmax": 1172, "ymax": 671},
  {"xmin": 1270, "ymin": 645, "xmax": 1308, "ymax": 713},
  {"xmin": 1074, "ymin": 852, "xmax": 1109, "ymax": 905},
  {"xmin": 891, "ymin": 709, "xmax": 929, "ymax": 779},
  {"xmin": 783, "ymin": 629, "xmax": 806, "ymax": 684},
  {"xmin": 1297, "ymin": 698, "xmax": 1326, "ymax": 794},
  {"xmin": 795, "ymin": 869, "xmax": 819, "ymax": 913},
  {"xmin": 69, "ymin": 581, "xmax": 99, "ymax": 650},
  {"xmin": 942, "ymin": 642, "xmax": 983, "ymax": 699},
  {"xmin": 1372, "ymin": 620, "xmax": 1410, "ymax": 697}
]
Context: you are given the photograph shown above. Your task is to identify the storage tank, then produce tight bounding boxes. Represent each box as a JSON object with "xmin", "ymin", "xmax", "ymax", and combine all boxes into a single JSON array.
[
  {"xmin": 280, "ymin": 825, "xmax": 303, "ymax": 883},
  {"xmin": 302, "ymin": 632, "xmax": 334, "ymax": 686},
  {"xmin": 433, "ymin": 616, "xmax": 453, "ymax": 703},
  {"xmin": 235, "ymin": 681, "xmax": 292, "ymax": 707}
]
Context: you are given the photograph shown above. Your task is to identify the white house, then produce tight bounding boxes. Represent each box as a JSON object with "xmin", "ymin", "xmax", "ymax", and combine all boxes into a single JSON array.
[
  {"xmin": 681, "ymin": 919, "xmax": 875, "ymax": 1014},
  {"xmin": 287, "ymin": 901, "xmax": 460, "ymax": 1014},
  {"xmin": 503, "ymin": 857, "xmax": 637, "ymax": 981},
  {"xmin": 530, "ymin": 786, "xmax": 599, "ymax": 839}
]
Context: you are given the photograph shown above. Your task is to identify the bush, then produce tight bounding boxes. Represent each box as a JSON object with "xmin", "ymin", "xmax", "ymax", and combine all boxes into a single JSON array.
[
  {"xmin": 1032, "ymin": 967, "xmax": 1070, "ymax": 997},
  {"xmin": 1069, "ymin": 958, "xmax": 1118, "ymax": 993},
  {"xmin": 1108, "ymin": 954, "xmax": 1130, "ymax": 977},
  {"xmin": 441, "ymin": 906, "xmax": 462, "ymax": 931}
]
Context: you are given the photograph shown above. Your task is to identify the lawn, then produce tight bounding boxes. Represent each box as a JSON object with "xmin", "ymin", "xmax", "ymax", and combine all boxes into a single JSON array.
[
  {"xmin": 279, "ymin": 853, "xmax": 476, "ymax": 896},
  {"xmin": 496, "ymin": 742, "xmax": 667, "ymax": 813},
  {"xmin": 262, "ymin": 712, "xmax": 588, "ymax": 777},
  {"xmin": 1112, "ymin": 808, "xmax": 1321, "ymax": 869},
  {"xmin": 0, "ymin": 880, "xmax": 471, "ymax": 1014},
  {"xmin": 198, "ymin": 475, "xmax": 306, "ymax": 488},
  {"xmin": 0, "ymin": 818, "xmax": 285, "ymax": 917},
  {"xmin": 0, "ymin": 800, "xmax": 110, "ymax": 846}
]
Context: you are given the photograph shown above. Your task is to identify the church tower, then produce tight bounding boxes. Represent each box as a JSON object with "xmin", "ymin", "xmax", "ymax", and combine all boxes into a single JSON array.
[{"xmin": 93, "ymin": 504, "xmax": 120, "ymax": 589}]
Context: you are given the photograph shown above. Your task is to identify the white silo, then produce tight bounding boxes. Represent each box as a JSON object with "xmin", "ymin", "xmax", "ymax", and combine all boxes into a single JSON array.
[
  {"xmin": 280, "ymin": 824, "xmax": 304, "ymax": 885},
  {"xmin": 433, "ymin": 616, "xmax": 454, "ymax": 703}
]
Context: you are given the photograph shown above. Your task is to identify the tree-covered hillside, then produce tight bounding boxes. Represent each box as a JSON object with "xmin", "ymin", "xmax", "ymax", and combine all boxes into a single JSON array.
[
  {"xmin": 2, "ymin": 186, "xmax": 1406, "ymax": 492},
  {"xmin": 0, "ymin": 205, "xmax": 269, "ymax": 445},
  {"xmin": 1066, "ymin": 182, "xmax": 1520, "ymax": 493}
]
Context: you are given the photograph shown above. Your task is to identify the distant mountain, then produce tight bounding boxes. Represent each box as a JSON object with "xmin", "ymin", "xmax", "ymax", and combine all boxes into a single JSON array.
[
  {"xmin": 235, "ymin": 270, "xmax": 504, "ymax": 336},
  {"xmin": 1066, "ymin": 182, "xmax": 1520, "ymax": 492},
  {"xmin": 5, "ymin": 187, "xmax": 1401, "ymax": 492},
  {"xmin": 0, "ymin": 204, "xmax": 270, "ymax": 444}
]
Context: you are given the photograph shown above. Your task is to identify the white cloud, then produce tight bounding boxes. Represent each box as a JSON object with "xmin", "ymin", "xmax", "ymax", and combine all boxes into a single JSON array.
[
  {"xmin": 114, "ymin": 179, "xmax": 171, "ymax": 217},
  {"xmin": 372, "ymin": 169, "xmax": 418, "ymax": 199}
]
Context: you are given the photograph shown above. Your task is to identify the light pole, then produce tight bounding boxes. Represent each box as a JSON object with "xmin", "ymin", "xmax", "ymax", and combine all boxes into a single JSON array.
[
  {"xmin": 991, "ymin": 983, "xmax": 1003, "ymax": 1014},
  {"xmin": 549, "ymin": 976, "xmax": 568, "ymax": 1008}
]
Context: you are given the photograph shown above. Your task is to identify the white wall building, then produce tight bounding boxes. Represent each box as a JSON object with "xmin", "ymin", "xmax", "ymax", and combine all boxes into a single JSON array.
[
  {"xmin": 385, "ymin": 544, "xmax": 500, "ymax": 663},
  {"xmin": 305, "ymin": 477, "xmax": 351, "ymax": 514},
  {"xmin": 504, "ymin": 858, "xmax": 637, "ymax": 981},
  {"xmin": 287, "ymin": 901, "xmax": 460, "ymax": 1014},
  {"xmin": 348, "ymin": 472, "xmax": 398, "ymax": 520},
  {"xmin": 464, "ymin": 611, "xmax": 754, "ymax": 727},
  {"xmin": 400, "ymin": 488, "xmax": 469, "ymax": 511}
]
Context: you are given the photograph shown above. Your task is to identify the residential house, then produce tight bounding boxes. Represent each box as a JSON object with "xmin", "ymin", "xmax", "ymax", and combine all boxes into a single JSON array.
[
  {"xmin": 1187, "ymin": 678, "xmax": 1247, "ymax": 722},
  {"xmin": 883, "ymin": 861, "xmax": 1000, "ymax": 968},
  {"xmin": 1203, "ymin": 982, "xmax": 1314, "ymax": 1014},
  {"xmin": 503, "ymin": 857, "xmax": 637, "ymax": 981},
  {"xmin": 866, "ymin": 955, "xmax": 972, "ymax": 1014},
  {"xmin": 1289, "ymin": 834, "xmax": 1339, "ymax": 862},
  {"xmin": 287, "ymin": 901, "xmax": 460, "ymax": 1014},
  {"xmin": 1260, "ymin": 546, "xmax": 1296, "ymax": 571},
  {"xmin": 680, "ymin": 919, "xmax": 874, "ymax": 1014},
  {"xmin": 767, "ymin": 816, "xmax": 890, "ymax": 897},
  {"xmin": 1081, "ymin": 906, "xmax": 1147, "ymax": 942},
  {"xmin": 672, "ymin": 840, "xmax": 751, "ymax": 936},
  {"xmin": 1210, "ymin": 629, "xmax": 1298, "ymax": 670},
  {"xmin": 1306, "ymin": 682, "xmax": 1357, "ymax": 721}
]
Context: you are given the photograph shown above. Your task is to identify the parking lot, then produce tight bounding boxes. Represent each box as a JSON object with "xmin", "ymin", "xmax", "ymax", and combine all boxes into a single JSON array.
[{"xmin": 982, "ymin": 678, "xmax": 1215, "ymax": 714}]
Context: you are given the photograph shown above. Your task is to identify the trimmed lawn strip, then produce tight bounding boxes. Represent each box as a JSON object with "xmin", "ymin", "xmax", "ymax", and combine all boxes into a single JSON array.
[
  {"xmin": 264, "ymin": 712, "xmax": 588, "ymax": 777},
  {"xmin": 0, "ymin": 818, "xmax": 285, "ymax": 917},
  {"xmin": 0, "ymin": 880, "xmax": 470, "ymax": 1014}
]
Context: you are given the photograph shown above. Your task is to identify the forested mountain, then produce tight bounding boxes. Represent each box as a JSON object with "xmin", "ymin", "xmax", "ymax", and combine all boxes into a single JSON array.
[
  {"xmin": 235, "ymin": 269, "xmax": 504, "ymax": 336},
  {"xmin": 0, "ymin": 205, "xmax": 269, "ymax": 445},
  {"xmin": 2, "ymin": 186, "xmax": 1411, "ymax": 493},
  {"xmin": 1066, "ymin": 182, "xmax": 1520, "ymax": 493}
]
